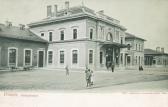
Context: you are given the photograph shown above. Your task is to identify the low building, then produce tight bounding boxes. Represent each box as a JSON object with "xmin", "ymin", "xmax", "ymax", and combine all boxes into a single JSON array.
[
  {"xmin": 0, "ymin": 23, "xmax": 48, "ymax": 68},
  {"xmin": 121, "ymin": 32, "xmax": 146, "ymax": 68},
  {"xmin": 144, "ymin": 48, "xmax": 168, "ymax": 67},
  {"xmin": 28, "ymin": 2, "xmax": 127, "ymax": 70}
]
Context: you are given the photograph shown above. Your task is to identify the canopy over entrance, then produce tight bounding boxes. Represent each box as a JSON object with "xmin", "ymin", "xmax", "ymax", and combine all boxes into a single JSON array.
[{"xmin": 100, "ymin": 41, "xmax": 128, "ymax": 48}]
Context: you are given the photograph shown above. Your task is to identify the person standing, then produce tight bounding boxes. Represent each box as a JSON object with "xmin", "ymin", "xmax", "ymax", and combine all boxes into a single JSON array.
[
  {"xmin": 111, "ymin": 62, "xmax": 115, "ymax": 72},
  {"xmin": 85, "ymin": 67, "xmax": 91, "ymax": 87},
  {"xmin": 65, "ymin": 65, "xmax": 69, "ymax": 75}
]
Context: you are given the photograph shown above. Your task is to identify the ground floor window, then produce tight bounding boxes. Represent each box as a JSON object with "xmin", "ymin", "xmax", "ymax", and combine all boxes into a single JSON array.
[
  {"xmin": 60, "ymin": 51, "xmax": 64, "ymax": 64},
  {"xmin": 89, "ymin": 50, "xmax": 93, "ymax": 64},
  {"xmin": 24, "ymin": 49, "xmax": 32, "ymax": 66},
  {"xmin": 120, "ymin": 53, "xmax": 123, "ymax": 64},
  {"xmin": 100, "ymin": 52, "xmax": 103, "ymax": 64},
  {"xmin": 127, "ymin": 56, "xmax": 131, "ymax": 64},
  {"xmin": 72, "ymin": 50, "xmax": 78, "ymax": 64},
  {"xmin": 8, "ymin": 48, "xmax": 17, "ymax": 66},
  {"xmin": 0, "ymin": 47, "xmax": 1, "ymax": 66},
  {"xmin": 139, "ymin": 56, "xmax": 141, "ymax": 65},
  {"xmin": 48, "ymin": 51, "xmax": 53, "ymax": 64}
]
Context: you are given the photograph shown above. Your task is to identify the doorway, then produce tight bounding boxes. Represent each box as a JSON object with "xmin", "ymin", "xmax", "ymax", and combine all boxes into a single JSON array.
[{"xmin": 38, "ymin": 51, "xmax": 44, "ymax": 67}]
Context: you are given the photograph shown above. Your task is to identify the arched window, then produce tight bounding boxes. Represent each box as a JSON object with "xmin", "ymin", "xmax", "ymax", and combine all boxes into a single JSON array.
[{"xmin": 106, "ymin": 33, "xmax": 113, "ymax": 41}]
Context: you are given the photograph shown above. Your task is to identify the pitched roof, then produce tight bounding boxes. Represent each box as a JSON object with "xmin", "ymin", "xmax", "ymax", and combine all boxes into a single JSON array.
[
  {"xmin": 0, "ymin": 23, "xmax": 47, "ymax": 43},
  {"xmin": 144, "ymin": 49, "xmax": 168, "ymax": 55},
  {"xmin": 28, "ymin": 6, "xmax": 126, "ymax": 30},
  {"xmin": 125, "ymin": 32, "xmax": 146, "ymax": 41}
]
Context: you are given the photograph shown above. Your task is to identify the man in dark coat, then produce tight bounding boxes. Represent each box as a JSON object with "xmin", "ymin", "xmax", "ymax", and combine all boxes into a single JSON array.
[{"xmin": 111, "ymin": 62, "xmax": 115, "ymax": 72}]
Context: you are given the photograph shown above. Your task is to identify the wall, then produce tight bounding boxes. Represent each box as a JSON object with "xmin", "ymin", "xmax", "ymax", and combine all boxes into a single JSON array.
[{"xmin": 30, "ymin": 19, "xmax": 87, "ymax": 42}]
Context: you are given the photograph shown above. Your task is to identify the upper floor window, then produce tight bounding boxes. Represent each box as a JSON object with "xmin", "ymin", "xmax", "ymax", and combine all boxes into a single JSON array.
[
  {"xmin": 139, "ymin": 44, "xmax": 141, "ymax": 51},
  {"xmin": 107, "ymin": 33, "xmax": 113, "ymax": 41},
  {"xmin": 116, "ymin": 30, "xmax": 119, "ymax": 41},
  {"xmin": 120, "ymin": 37, "xmax": 123, "ymax": 44},
  {"xmin": 73, "ymin": 29, "xmax": 77, "ymax": 39},
  {"xmin": 90, "ymin": 29, "xmax": 93, "ymax": 39},
  {"xmin": 136, "ymin": 44, "xmax": 137, "ymax": 50},
  {"xmin": 49, "ymin": 32, "xmax": 52, "ymax": 41},
  {"xmin": 41, "ymin": 33, "xmax": 44, "ymax": 37},
  {"xmin": 48, "ymin": 51, "xmax": 53, "ymax": 64},
  {"xmin": 60, "ymin": 51, "xmax": 64, "ymax": 64},
  {"xmin": 127, "ymin": 44, "xmax": 131, "ymax": 50},
  {"xmin": 60, "ymin": 30, "xmax": 64, "ymax": 40},
  {"xmin": 89, "ymin": 50, "xmax": 93, "ymax": 64},
  {"xmin": 72, "ymin": 50, "xmax": 78, "ymax": 64},
  {"xmin": 100, "ymin": 27, "xmax": 104, "ymax": 39}
]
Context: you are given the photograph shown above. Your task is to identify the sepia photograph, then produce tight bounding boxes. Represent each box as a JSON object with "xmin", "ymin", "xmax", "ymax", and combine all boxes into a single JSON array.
[{"xmin": 0, "ymin": 0, "xmax": 168, "ymax": 106}]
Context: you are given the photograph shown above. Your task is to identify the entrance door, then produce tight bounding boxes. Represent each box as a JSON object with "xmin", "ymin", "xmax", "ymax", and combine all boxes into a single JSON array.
[{"xmin": 38, "ymin": 51, "xmax": 44, "ymax": 67}]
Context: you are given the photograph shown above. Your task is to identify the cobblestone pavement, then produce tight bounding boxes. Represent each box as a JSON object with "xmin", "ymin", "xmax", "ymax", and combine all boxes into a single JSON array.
[{"xmin": 0, "ymin": 69, "xmax": 168, "ymax": 92}]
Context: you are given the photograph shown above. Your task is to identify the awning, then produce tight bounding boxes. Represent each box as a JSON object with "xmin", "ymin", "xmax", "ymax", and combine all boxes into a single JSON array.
[{"xmin": 100, "ymin": 41, "xmax": 128, "ymax": 48}]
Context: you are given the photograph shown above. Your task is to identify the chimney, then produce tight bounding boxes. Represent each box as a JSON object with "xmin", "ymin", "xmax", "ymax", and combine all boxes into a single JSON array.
[
  {"xmin": 54, "ymin": 5, "xmax": 58, "ymax": 17},
  {"xmin": 65, "ymin": 1, "xmax": 69, "ymax": 9},
  {"xmin": 161, "ymin": 47, "xmax": 164, "ymax": 53},
  {"xmin": 6, "ymin": 21, "xmax": 12, "ymax": 27},
  {"xmin": 19, "ymin": 24, "xmax": 25, "ymax": 30},
  {"xmin": 98, "ymin": 10, "xmax": 104, "ymax": 14},
  {"xmin": 47, "ymin": 5, "xmax": 52, "ymax": 17},
  {"xmin": 156, "ymin": 47, "xmax": 160, "ymax": 52}
]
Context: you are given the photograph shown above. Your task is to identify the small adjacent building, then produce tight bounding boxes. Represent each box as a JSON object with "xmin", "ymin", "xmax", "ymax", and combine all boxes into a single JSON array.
[
  {"xmin": 121, "ymin": 32, "xmax": 146, "ymax": 67},
  {"xmin": 144, "ymin": 48, "xmax": 168, "ymax": 67},
  {"xmin": 0, "ymin": 22, "xmax": 48, "ymax": 68}
]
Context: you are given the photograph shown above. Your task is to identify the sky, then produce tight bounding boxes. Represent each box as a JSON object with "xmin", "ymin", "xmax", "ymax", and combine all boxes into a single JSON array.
[{"xmin": 0, "ymin": 0, "xmax": 168, "ymax": 52}]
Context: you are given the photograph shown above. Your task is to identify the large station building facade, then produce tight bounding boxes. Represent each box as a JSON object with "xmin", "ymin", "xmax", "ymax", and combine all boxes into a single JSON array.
[{"xmin": 28, "ymin": 2, "xmax": 128, "ymax": 70}]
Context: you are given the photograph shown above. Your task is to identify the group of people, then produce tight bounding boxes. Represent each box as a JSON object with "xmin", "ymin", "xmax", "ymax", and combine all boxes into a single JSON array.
[
  {"xmin": 85, "ymin": 67, "xmax": 94, "ymax": 87},
  {"xmin": 106, "ymin": 61, "xmax": 115, "ymax": 72}
]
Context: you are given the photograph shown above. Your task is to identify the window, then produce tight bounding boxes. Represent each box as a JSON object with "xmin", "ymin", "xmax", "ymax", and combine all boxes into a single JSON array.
[
  {"xmin": 107, "ymin": 33, "xmax": 113, "ymax": 41},
  {"xmin": 116, "ymin": 30, "xmax": 119, "ymax": 41},
  {"xmin": 120, "ymin": 53, "xmax": 123, "ymax": 64},
  {"xmin": 121, "ymin": 37, "xmax": 123, "ymax": 44},
  {"xmin": 100, "ymin": 27, "xmax": 104, "ymax": 39},
  {"xmin": 127, "ymin": 56, "xmax": 131, "ymax": 64},
  {"xmin": 49, "ymin": 32, "xmax": 52, "ymax": 41},
  {"xmin": 72, "ymin": 50, "xmax": 78, "ymax": 64},
  {"xmin": 24, "ymin": 50, "xmax": 32, "ymax": 66},
  {"xmin": 8, "ymin": 48, "xmax": 17, "ymax": 66},
  {"xmin": 139, "ymin": 56, "xmax": 141, "ymax": 65},
  {"xmin": 60, "ymin": 30, "xmax": 64, "ymax": 40},
  {"xmin": 139, "ymin": 44, "xmax": 141, "ymax": 51},
  {"xmin": 135, "ymin": 56, "xmax": 137, "ymax": 64},
  {"xmin": 41, "ymin": 33, "xmax": 44, "ymax": 37},
  {"xmin": 127, "ymin": 44, "xmax": 130, "ymax": 50},
  {"xmin": 60, "ymin": 51, "xmax": 64, "ymax": 64},
  {"xmin": 136, "ymin": 44, "xmax": 137, "ymax": 50},
  {"xmin": 89, "ymin": 50, "xmax": 93, "ymax": 64},
  {"xmin": 48, "ymin": 51, "xmax": 53, "ymax": 64},
  {"xmin": 100, "ymin": 52, "xmax": 103, "ymax": 64},
  {"xmin": 90, "ymin": 29, "xmax": 93, "ymax": 39},
  {"xmin": 73, "ymin": 29, "xmax": 77, "ymax": 39}
]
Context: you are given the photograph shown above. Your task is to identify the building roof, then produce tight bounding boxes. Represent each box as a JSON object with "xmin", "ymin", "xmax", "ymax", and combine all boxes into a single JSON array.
[
  {"xmin": 28, "ymin": 6, "xmax": 126, "ymax": 30},
  {"xmin": 144, "ymin": 49, "xmax": 168, "ymax": 55},
  {"xmin": 125, "ymin": 32, "xmax": 146, "ymax": 41},
  {"xmin": 0, "ymin": 23, "xmax": 47, "ymax": 43}
]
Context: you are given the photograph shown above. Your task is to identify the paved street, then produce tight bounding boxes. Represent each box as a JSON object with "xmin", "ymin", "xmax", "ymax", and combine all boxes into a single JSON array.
[{"xmin": 0, "ymin": 69, "xmax": 168, "ymax": 92}]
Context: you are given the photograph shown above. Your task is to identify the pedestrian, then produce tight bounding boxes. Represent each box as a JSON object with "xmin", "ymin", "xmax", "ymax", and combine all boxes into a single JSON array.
[
  {"xmin": 111, "ymin": 62, "xmax": 115, "ymax": 72},
  {"xmin": 90, "ymin": 69, "xmax": 94, "ymax": 86},
  {"xmin": 65, "ymin": 65, "xmax": 69, "ymax": 75},
  {"xmin": 85, "ymin": 67, "xmax": 91, "ymax": 87}
]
